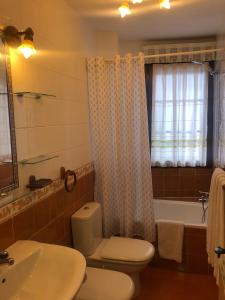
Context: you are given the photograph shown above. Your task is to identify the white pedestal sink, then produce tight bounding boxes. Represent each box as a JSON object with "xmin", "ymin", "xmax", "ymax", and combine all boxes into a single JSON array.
[{"xmin": 0, "ymin": 240, "xmax": 86, "ymax": 300}]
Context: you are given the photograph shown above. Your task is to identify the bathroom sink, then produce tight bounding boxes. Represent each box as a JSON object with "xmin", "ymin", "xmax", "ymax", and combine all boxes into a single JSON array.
[{"xmin": 0, "ymin": 240, "xmax": 86, "ymax": 300}]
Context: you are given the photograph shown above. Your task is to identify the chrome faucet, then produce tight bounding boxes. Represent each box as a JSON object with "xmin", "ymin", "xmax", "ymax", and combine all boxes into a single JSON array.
[
  {"xmin": 198, "ymin": 191, "xmax": 209, "ymax": 203},
  {"xmin": 0, "ymin": 250, "xmax": 14, "ymax": 265},
  {"xmin": 198, "ymin": 191, "xmax": 209, "ymax": 223}
]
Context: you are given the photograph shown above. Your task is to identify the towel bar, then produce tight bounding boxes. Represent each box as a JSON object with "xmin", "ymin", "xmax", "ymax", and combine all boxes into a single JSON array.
[{"xmin": 215, "ymin": 247, "xmax": 225, "ymax": 258}]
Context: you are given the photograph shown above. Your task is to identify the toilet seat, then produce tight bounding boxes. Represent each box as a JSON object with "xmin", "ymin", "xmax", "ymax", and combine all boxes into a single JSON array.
[
  {"xmin": 75, "ymin": 267, "xmax": 134, "ymax": 300},
  {"xmin": 100, "ymin": 237, "xmax": 154, "ymax": 262},
  {"xmin": 88, "ymin": 238, "xmax": 155, "ymax": 267}
]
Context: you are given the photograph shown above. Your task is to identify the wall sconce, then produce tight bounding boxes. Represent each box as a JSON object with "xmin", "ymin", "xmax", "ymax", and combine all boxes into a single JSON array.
[
  {"xmin": 1, "ymin": 26, "xmax": 36, "ymax": 59},
  {"xmin": 160, "ymin": 0, "xmax": 171, "ymax": 9}
]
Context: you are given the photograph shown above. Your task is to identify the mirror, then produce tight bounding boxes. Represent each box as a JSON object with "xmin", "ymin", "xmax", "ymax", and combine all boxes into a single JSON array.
[{"xmin": 0, "ymin": 39, "xmax": 18, "ymax": 193}]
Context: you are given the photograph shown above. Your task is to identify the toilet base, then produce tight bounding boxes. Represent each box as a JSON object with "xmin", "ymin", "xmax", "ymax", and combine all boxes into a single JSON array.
[
  {"xmin": 75, "ymin": 267, "xmax": 134, "ymax": 300},
  {"xmin": 129, "ymin": 273, "xmax": 140, "ymax": 298},
  {"xmin": 87, "ymin": 259, "xmax": 141, "ymax": 298}
]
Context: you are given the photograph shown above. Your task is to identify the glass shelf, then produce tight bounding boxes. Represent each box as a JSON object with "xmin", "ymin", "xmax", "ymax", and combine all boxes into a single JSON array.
[
  {"xmin": 0, "ymin": 92, "xmax": 56, "ymax": 99},
  {"xmin": 19, "ymin": 154, "xmax": 59, "ymax": 165},
  {"xmin": 15, "ymin": 92, "xmax": 56, "ymax": 99}
]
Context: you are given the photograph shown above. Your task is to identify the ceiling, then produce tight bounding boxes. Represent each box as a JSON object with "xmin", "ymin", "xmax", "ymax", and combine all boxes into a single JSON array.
[{"xmin": 67, "ymin": 0, "xmax": 225, "ymax": 41}]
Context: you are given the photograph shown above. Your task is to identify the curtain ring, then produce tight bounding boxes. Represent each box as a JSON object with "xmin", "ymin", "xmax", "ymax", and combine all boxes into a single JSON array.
[{"xmin": 64, "ymin": 170, "xmax": 76, "ymax": 192}]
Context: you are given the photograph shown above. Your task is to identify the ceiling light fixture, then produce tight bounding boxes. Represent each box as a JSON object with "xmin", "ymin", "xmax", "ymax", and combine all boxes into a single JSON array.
[
  {"xmin": 160, "ymin": 0, "xmax": 171, "ymax": 9},
  {"xmin": 1, "ymin": 26, "xmax": 36, "ymax": 59},
  {"xmin": 132, "ymin": 0, "xmax": 143, "ymax": 4},
  {"xmin": 118, "ymin": 0, "xmax": 171, "ymax": 18},
  {"xmin": 118, "ymin": 2, "xmax": 131, "ymax": 18}
]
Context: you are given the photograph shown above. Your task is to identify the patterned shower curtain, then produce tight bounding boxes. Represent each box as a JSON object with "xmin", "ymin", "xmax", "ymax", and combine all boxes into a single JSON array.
[{"xmin": 87, "ymin": 53, "xmax": 155, "ymax": 242}]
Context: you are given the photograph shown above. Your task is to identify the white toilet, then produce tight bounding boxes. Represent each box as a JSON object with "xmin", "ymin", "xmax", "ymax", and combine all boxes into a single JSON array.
[
  {"xmin": 75, "ymin": 267, "xmax": 134, "ymax": 300},
  {"xmin": 71, "ymin": 202, "xmax": 155, "ymax": 296}
]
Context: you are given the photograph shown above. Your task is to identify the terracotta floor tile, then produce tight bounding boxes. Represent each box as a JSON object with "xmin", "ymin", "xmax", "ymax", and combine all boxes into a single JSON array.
[{"xmin": 137, "ymin": 267, "xmax": 218, "ymax": 300}]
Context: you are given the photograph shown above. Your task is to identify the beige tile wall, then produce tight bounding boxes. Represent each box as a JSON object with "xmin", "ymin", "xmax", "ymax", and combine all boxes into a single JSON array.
[{"xmin": 0, "ymin": 0, "xmax": 94, "ymax": 197}]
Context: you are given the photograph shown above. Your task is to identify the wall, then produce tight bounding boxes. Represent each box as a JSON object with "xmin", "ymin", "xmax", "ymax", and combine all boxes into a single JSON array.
[
  {"xmin": 0, "ymin": 0, "xmax": 94, "ymax": 200},
  {"xmin": 95, "ymin": 31, "xmax": 119, "ymax": 57},
  {"xmin": 152, "ymin": 167, "xmax": 213, "ymax": 199},
  {"xmin": 0, "ymin": 169, "xmax": 94, "ymax": 250},
  {"xmin": 119, "ymin": 39, "xmax": 143, "ymax": 55}
]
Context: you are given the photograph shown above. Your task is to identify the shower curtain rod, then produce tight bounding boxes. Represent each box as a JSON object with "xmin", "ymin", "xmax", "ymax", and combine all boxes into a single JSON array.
[{"xmin": 103, "ymin": 48, "xmax": 225, "ymax": 62}]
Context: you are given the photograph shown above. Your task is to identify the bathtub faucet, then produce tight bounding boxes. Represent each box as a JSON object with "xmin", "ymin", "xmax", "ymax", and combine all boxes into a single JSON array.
[
  {"xmin": 198, "ymin": 191, "xmax": 209, "ymax": 223},
  {"xmin": 198, "ymin": 191, "xmax": 209, "ymax": 203}
]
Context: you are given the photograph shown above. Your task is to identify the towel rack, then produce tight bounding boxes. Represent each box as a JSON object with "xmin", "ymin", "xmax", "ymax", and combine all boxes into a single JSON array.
[
  {"xmin": 215, "ymin": 247, "xmax": 225, "ymax": 258},
  {"xmin": 60, "ymin": 167, "xmax": 76, "ymax": 192}
]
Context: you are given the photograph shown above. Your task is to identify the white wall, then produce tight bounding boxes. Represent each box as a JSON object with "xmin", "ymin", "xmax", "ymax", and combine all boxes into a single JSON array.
[
  {"xmin": 119, "ymin": 39, "xmax": 143, "ymax": 55},
  {"xmin": 95, "ymin": 31, "xmax": 119, "ymax": 57},
  {"xmin": 0, "ymin": 0, "xmax": 94, "ymax": 196}
]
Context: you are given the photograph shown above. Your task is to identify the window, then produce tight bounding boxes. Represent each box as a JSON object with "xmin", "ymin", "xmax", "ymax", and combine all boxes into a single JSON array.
[{"xmin": 146, "ymin": 63, "xmax": 210, "ymax": 167}]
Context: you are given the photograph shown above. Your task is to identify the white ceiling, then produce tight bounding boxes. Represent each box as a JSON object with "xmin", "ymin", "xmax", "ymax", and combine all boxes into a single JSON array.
[{"xmin": 67, "ymin": 0, "xmax": 225, "ymax": 40}]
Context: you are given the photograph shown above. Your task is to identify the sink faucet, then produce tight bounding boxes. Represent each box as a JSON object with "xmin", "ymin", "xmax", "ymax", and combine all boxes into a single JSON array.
[{"xmin": 0, "ymin": 250, "xmax": 14, "ymax": 265}]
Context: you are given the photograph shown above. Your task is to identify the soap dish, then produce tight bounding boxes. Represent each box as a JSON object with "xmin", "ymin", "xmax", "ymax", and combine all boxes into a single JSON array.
[{"xmin": 26, "ymin": 175, "xmax": 52, "ymax": 191}]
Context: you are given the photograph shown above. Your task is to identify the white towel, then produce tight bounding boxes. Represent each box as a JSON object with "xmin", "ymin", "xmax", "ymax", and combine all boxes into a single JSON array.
[
  {"xmin": 207, "ymin": 168, "xmax": 225, "ymax": 284},
  {"xmin": 157, "ymin": 220, "xmax": 184, "ymax": 263}
]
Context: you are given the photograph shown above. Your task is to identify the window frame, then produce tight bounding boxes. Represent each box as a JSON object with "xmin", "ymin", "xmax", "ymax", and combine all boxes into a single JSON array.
[{"xmin": 145, "ymin": 62, "xmax": 214, "ymax": 168}]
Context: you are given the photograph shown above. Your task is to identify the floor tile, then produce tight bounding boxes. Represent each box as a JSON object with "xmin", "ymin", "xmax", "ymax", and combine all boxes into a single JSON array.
[{"xmin": 137, "ymin": 266, "xmax": 218, "ymax": 300}]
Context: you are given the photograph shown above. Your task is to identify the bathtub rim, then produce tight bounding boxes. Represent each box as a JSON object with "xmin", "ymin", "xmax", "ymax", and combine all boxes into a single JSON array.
[{"xmin": 153, "ymin": 198, "xmax": 207, "ymax": 229}]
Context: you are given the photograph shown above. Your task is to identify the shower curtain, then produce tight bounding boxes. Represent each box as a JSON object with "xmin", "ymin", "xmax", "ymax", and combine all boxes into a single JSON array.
[{"xmin": 87, "ymin": 53, "xmax": 155, "ymax": 242}]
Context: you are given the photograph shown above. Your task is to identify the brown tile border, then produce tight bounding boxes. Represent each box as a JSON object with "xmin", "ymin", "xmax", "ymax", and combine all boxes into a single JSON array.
[{"xmin": 0, "ymin": 162, "xmax": 94, "ymax": 224}]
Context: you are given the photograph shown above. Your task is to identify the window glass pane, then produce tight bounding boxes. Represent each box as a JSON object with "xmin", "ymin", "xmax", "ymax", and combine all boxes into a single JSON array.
[{"xmin": 151, "ymin": 63, "xmax": 208, "ymax": 167}]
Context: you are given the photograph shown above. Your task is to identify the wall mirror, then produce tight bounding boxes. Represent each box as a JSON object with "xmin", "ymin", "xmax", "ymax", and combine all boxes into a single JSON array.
[{"xmin": 0, "ymin": 39, "xmax": 18, "ymax": 194}]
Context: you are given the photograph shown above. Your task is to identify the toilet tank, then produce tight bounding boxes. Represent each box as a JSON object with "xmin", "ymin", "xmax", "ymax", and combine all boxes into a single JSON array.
[{"xmin": 71, "ymin": 202, "xmax": 103, "ymax": 256}]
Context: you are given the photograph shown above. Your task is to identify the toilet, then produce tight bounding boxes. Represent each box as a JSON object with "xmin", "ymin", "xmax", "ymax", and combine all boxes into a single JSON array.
[
  {"xmin": 75, "ymin": 267, "xmax": 134, "ymax": 300},
  {"xmin": 71, "ymin": 202, "xmax": 155, "ymax": 296}
]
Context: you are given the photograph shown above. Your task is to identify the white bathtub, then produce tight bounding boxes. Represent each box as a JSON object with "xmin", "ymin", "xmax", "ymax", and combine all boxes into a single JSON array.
[{"xmin": 153, "ymin": 199, "xmax": 207, "ymax": 229}]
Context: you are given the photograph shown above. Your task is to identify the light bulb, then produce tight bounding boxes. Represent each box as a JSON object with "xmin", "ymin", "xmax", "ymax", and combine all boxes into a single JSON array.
[
  {"xmin": 160, "ymin": 0, "xmax": 171, "ymax": 9},
  {"xmin": 118, "ymin": 2, "xmax": 131, "ymax": 18},
  {"xmin": 132, "ymin": 0, "xmax": 142, "ymax": 3},
  {"xmin": 18, "ymin": 39, "xmax": 36, "ymax": 59}
]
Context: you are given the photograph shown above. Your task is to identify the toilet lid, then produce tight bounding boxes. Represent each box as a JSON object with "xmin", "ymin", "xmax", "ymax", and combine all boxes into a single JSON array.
[
  {"xmin": 100, "ymin": 237, "xmax": 154, "ymax": 262},
  {"xmin": 75, "ymin": 267, "xmax": 134, "ymax": 300}
]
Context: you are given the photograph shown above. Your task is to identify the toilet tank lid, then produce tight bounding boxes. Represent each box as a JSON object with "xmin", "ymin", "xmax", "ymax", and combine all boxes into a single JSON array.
[
  {"xmin": 100, "ymin": 237, "xmax": 155, "ymax": 262},
  {"xmin": 71, "ymin": 202, "xmax": 100, "ymax": 220}
]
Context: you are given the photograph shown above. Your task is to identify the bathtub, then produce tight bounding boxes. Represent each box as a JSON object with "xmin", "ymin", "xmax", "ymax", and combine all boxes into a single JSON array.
[
  {"xmin": 153, "ymin": 199, "xmax": 209, "ymax": 273},
  {"xmin": 153, "ymin": 199, "xmax": 207, "ymax": 229}
]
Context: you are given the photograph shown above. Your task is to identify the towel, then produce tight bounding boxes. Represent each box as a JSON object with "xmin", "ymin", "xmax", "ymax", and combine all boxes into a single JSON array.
[
  {"xmin": 157, "ymin": 220, "xmax": 184, "ymax": 263},
  {"xmin": 219, "ymin": 257, "xmax": 225, "ymax": 296},
  {"xmin": 207, "ymin": 168, "xmax": 225, "ymax": 284}
]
